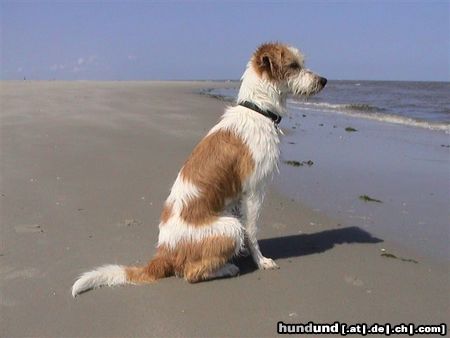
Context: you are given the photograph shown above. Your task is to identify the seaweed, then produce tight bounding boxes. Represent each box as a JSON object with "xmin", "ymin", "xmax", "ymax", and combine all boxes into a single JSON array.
[
  {"xmin": 284, "ymin": 160, "xmax": 302, "ymax": 167},
  {"xmin": 198, "ymin": 88, "xmax": 235, "ymax": 103},
  {"xmin": 381, "ymin": 252, "xmax": 418, "ymax": 264},
  {"xmin": 284, "ymin": 160, "xmax": 314, "ymax": 167},
  {"xmin": 359, "ymin": 195, "xmax": 382, "ymax": 203},
  {"xmin": 345, "ymin": 127, "xmax": 358, "ymax": 132}
]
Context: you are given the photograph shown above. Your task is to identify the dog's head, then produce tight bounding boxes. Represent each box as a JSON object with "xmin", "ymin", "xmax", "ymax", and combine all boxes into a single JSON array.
[{"xmin": 251, "ymin": 42, "xmax": 327, "ymax": 97}]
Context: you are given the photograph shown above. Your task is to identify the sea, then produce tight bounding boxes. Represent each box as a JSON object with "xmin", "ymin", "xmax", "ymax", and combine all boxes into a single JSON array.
[{"xmin": 205, "ymin": 80, "xmax": 450, "ymax": 132}]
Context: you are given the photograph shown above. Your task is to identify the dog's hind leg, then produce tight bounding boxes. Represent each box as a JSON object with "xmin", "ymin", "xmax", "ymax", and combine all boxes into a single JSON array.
[
  {"xmin": 181, "ymin": 215, "xmax": 244, "ymax": 283},
  {"xmin": 207, "ymin": 263, "xmax": 240, "ymax": 279},
  {"xmin": 185, "ymin": 260, "xmax": 240, "ymax": 283},
  {"xmin": 183, "ymin": 233, "xmax": 240, "ymax": 283}
]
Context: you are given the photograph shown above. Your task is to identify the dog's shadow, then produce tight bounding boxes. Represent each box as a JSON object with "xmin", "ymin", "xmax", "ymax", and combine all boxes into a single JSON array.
[{"xmin": 234, "ymin": 226, "xmax": 383, "ymax": 275}]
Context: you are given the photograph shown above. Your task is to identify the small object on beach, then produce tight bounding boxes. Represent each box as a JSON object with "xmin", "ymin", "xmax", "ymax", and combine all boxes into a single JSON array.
[
  {"xmin": 14, "ymin": 224, "xmax": 44, "ymax": 234},
  {"xmin": 359, "ymin": 195, "xmax": 382, "ymax": 203},
  {"xmin": 292, "ymin": 126, "xmax": 296, "ymax": 129},
  {"xmin": 440, "ymin": 144, "xmax": 450, "ymax": 148},
  {"xmin": 381, "ymin": 251, "xmax": 418, "ymax": 264},
  {"xmin": 319, "ymin": 123, "xmax": 324, "ymax": 126},
  {"xmin": 344, "ymin": 275, "xmax": 364, "ymax": 287},
  {"xmin": 288, "ymin": 142, "xmax": 296, "ymax": 144},
  {"xmin": 121, "ymin": 219, "xmax": 142, "ymax": 227},
  {"xmin": 284, "ymin": 160, "xmax": 302, "ymax": 167},
  {"xmin": 302, "ymin": 114, "xmax": 307, "ymax": 117},
  {"xmin": 284, "ymin": 160, "xmax": 314, "ymax": 167},
  {"xmin": 345, "ymin": 127, "xmax": 358, "ymax": 132}
]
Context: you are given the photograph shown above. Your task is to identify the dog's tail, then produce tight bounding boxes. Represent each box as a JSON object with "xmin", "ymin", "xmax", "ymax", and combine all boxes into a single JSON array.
[{"xmin": 71, "ymin": 255, "xmax": 173, "ymax": 297}]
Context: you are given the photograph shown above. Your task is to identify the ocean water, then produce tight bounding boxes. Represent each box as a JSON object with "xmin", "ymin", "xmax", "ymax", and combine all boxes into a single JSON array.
[{"xmin": 205, "ymin": 80, "xmax": 450, "ymax": 132}]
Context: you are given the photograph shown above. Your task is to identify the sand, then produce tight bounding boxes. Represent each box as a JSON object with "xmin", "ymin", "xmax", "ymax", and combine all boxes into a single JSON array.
[{"xmin": 1, "ymin": 81, "xmax": 448, "ymax": 337}]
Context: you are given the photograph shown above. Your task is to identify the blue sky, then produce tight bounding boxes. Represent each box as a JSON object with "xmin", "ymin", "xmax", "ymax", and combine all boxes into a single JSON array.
[{"xmin": 1, "ymin": 1, "xmax": 449, "ymax": 81}]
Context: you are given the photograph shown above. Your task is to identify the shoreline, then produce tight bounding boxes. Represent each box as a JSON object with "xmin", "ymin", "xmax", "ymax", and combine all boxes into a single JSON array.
[{"xmin": 1, "ymin": 81, "xmax": 448, "ymax": 337}]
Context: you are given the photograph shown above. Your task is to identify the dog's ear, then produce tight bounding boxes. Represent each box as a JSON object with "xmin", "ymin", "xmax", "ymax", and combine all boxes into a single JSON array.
[
  {"xmin": 254, "ymin": 44, "xmax": 283, "ymax": 80},
  {"xmin": 261, "ymin": 53, "xmax": 276, "ymax": 75}
]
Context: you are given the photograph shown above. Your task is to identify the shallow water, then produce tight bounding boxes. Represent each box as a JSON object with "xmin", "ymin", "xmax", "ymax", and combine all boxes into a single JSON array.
[{"xmin": 276, "ymin": 111, "xmax": 450, "ymax": 262}]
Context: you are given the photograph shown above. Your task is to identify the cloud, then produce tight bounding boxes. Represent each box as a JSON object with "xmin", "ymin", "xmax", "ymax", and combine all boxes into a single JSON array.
[
  {"xmin": 87, "ymin": 55, "xmax": 97, "ymax": 64},
  {"xmin": 50, "ymin": 64, "xmax": 65, "ymax": 71},
  {"xmin": 62, "ymin": 55, "xmax": 100, "ymax": 73},
  {"xmin": 127, "ymin": 54, "xmax": 137, "ymax": 61},
  {"xmin": 48, "ymin": 55, "xmax": 100, "ymax": 76}
]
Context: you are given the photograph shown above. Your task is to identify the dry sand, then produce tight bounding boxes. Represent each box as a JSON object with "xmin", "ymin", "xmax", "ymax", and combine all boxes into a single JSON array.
[{"xmin": 1, "ymin": 81, "xmax": 448, "ymax": 337}]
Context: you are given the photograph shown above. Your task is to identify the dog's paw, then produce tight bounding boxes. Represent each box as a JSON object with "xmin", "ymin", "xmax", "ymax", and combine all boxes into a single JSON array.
[
  {"xmin": 258, "ymin": 257, "xmax": 279, "ymax": 270},
  {"xmin": 224, "ymin": 263, "xmax": 240, "ymax": 277}
]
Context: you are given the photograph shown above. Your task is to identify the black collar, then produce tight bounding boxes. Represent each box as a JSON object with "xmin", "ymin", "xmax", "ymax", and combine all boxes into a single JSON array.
[{"xmin": 238, "ymin": 101, "xmax": 282, "ymax": 125}]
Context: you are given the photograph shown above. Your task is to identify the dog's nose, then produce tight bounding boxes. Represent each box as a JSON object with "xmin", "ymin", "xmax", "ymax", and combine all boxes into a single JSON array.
[{"xmin": 319, "ymin": 77, "xmax": 327, "ymax": 87}]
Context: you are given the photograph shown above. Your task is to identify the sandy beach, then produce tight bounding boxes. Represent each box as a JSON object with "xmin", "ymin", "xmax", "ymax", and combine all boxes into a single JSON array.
[{"xmin": 1, "ymin": 81, "xmax": 448, "ymax": 337}]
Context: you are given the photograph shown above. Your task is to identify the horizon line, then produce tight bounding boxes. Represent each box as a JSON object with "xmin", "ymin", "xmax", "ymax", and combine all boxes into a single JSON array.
[{"xmin": 1, "ymin": 78, "xmax": 449, "ymax": 83}]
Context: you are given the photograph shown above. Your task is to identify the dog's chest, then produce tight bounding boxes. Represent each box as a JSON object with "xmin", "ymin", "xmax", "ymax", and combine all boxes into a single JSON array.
[{"xmin": 245, "ymin": 125, "xmax": 280, "ymax": 186}]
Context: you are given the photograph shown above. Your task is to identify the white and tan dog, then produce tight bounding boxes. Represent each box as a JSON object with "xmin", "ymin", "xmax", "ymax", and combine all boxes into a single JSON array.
[{"xmin": 72, "ymin": 42, "xmax": 326, "ymax": 296}]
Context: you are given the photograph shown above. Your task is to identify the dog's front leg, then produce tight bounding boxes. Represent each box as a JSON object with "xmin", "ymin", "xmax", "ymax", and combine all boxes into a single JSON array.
[{"xmin": 243, "ymin": 193, "xmax": 279, "ymax": 270}]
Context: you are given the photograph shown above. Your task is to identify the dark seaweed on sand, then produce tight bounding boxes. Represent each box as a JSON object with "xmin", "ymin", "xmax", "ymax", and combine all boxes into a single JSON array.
[
  {"xmin": 345, "ymin": 127, "xmax": 358, "ymax": 132},
  {"xmin": 284, "ymin": 160, "xmax": 314, "ymax": 167},
  {"xmin": 359, "ymin": 195, "xmax": 382, "ymax": 203},
  {"xmin": 285, "ymin": 160, "xmax": 301, "ymax": 167},
  {"xmin": 381, "ymin": 252, "xmax": 418, "ymax": 264}
]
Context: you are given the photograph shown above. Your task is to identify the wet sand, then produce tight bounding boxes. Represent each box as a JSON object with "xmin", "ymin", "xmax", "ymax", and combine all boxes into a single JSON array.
[{"xmin": 1, "ymin": 81, "xmax": 448, "ymax": 337}]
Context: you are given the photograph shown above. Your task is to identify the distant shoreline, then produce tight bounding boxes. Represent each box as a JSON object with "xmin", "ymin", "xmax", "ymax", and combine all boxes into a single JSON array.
[{"xmin": 1, "ymin": 78, "xmax": 449, "ymax": 83}]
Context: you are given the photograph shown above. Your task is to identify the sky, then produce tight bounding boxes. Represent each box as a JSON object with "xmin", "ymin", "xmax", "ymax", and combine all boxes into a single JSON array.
[{"xmin": 1, "ymin": 1, "xmax": 449, "ymax": 81}]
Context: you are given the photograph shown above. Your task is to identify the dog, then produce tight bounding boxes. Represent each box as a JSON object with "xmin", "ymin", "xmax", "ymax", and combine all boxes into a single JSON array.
[{"xmin": 71, "ymin": 42, "xmax": 326, "ymax": 296}]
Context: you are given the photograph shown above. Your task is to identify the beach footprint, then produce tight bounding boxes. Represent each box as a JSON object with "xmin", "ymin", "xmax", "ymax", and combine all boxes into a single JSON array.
[
  {"xmin": 344, "ymin": 275, "xmax": 364, "ymax": 287},
  {"xmin": 0, "ymin": 265, "xmax": 43, "ymax": 280},
  {"xmin": 14, "ymin": 224, "xmax": 44, "ymax": 234}
]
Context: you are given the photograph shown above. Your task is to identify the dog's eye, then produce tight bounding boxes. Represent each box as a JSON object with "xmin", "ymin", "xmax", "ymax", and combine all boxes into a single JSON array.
[{"xmin": 289, "ymin": 63, "xmax": 300, "ymax": 69}]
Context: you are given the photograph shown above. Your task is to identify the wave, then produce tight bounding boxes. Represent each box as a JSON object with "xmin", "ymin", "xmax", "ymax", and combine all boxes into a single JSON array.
[
  {"xmin": 199, "ymin": 88, "xmax": 449, "ymax": 133},
  {"xmin": 292, "ymin": 101, "xmax": 385, "ymax": 112},
  {"xmin": 288, "ymin": 100, "xmax": 449, "ymax": 133}
]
